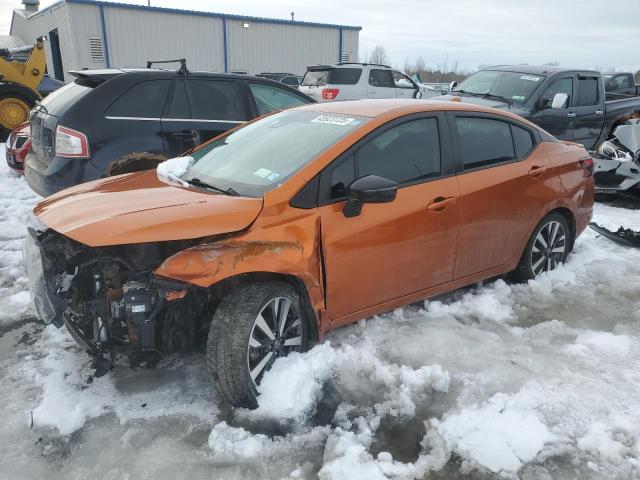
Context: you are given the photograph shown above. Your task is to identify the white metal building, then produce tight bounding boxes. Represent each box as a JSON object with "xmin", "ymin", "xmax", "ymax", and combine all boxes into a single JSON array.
[{"xmin": 10, "ymin": 0, "xmax": 361, "ymax": 82}]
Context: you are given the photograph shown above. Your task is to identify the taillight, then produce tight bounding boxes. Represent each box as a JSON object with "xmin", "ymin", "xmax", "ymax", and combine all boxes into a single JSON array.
[
  {"xmin": 322, "ymin": 88, "xmax": 340, "ymax": 100},
  {"xmin": 55, "ymin": 125, "xmax": 89, "ymax": 158},
  {"xmin": 579, "ymin": 157, "xmax": 594, "ymax": 178}
]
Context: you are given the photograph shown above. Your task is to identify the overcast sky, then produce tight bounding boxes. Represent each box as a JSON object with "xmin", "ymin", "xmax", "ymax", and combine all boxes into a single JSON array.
[{"xmin": 1, "ymin": 0, "xmax": 638, "ymax": 73}]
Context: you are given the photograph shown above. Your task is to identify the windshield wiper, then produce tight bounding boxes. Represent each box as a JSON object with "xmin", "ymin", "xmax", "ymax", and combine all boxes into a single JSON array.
[
  {"xmin": 185, "ymin": 177, "xmax": 240, "ymax": 196},
  {"xmin": 452, "ymin": 89, "xmax": 512, "ymax": 105}
]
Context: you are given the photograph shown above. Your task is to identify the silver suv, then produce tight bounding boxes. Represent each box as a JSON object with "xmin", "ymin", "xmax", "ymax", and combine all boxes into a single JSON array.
[{"xmin": 299, "ymin": 63, "xmax": 423, "ymax": 102}]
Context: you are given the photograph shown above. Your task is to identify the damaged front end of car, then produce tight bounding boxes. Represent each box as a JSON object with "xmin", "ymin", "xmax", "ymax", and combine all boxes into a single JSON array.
[
  {"xmin": 593, "ymin": 120, "xmax": 640, "ymax": 195},
  {"xmin": 24, "ymin": 227, "xmax": 210, "ymax": 375}
]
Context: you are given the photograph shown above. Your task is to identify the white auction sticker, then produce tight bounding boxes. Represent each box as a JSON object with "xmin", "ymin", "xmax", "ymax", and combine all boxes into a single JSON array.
[
  {"xmin": 253, "ymin": 168, "xmax": 272, "ymax": 178},
  {"xmin": 520, "ymin": 75, "xmax": 541, "ymax": 82},
  {"xmin": 311, "ymin": 115, "xmax": 355, "ymax": 126}
]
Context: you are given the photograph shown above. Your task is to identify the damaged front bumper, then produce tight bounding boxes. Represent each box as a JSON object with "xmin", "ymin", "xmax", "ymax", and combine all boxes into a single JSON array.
[
  {"xmin": 23, "ymin": 228, "xmax": 65, "ymax": 327},
  {"xmin": 593, "ymin": 157, "xmax": 640, "ymax": 194},
  {"xmin": 590, "ymin": 222, "xmax": 640, "ymax": 248}
]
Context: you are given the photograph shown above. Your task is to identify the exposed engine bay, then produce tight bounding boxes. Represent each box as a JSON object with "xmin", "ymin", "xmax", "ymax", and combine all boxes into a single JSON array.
[
  {"xmin": 593, "ymin": 120, "xmax": 640, "ymax": 195},
  {"xmin": 25, "ymin": 228, "xmax": 213, "ymax": 376}
]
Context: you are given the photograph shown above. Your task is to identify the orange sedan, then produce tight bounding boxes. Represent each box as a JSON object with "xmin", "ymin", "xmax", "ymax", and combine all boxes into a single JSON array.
[{"xmin": 24, "ymin": 100, "xmax": 594, "ymax": 408}]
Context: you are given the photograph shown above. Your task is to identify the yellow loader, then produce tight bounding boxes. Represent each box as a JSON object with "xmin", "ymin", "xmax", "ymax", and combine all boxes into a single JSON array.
[{"xmin": 0, "ymin": 36, "xmax": 47, "ymax": 140}]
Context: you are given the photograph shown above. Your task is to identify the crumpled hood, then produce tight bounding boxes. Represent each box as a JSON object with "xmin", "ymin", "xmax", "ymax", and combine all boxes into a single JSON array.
[{"xmin": 34, "ymin": 170, "xmax": 263, "ymax": 246}]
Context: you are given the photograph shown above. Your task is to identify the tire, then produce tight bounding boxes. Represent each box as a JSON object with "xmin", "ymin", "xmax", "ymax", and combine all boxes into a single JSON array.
[
  {"xmin": 0, "ymin": 84, "xmax": 38, "ymax": 141},
  {"xmin": 206, "ymin": 281, "xmax": 310, "ymax": 408},
  {"xmin": 511, "ymin": 212, "xmax": 573, "ymax": 281}
]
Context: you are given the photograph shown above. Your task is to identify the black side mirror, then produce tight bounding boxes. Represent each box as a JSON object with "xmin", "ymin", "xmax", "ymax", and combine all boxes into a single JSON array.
[{"xmin": 343, "ymin": 175, "xmax": 397, "ymax": 218}]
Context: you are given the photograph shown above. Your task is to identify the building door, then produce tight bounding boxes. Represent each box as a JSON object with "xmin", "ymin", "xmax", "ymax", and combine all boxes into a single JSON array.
[{"xmin": 48, "ymin": 29, "xmax": 64, "ymax": 81}]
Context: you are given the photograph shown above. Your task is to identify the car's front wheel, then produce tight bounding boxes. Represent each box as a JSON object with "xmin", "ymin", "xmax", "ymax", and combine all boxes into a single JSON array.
[
  {"xmin": 207, "ymin": 281, "xmax": 310, "ymax": 408},
  {"xmin": 512, "ymin": 212, "xmax": 573, "ymax": 281}
]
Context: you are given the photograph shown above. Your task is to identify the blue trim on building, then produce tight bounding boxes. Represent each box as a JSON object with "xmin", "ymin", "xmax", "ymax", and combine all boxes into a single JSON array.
[
  {"xmin": 338, "ymin": 28, "xmax": 343, "ymax": 62},
  {"xmin": 48, "ymin": 0, "xmax": 363, "ymax": 31},
  {"xmin": 222, "ymin": 17, "xmax": 228, "ymax": 73},
  {"xmin": 98, "ymin": 4, "xmax": 110, "ymax": 68}
]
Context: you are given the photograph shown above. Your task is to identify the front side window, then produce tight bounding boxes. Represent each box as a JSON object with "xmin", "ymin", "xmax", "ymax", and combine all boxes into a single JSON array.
[
  {"xmin": 186, "ymin": 110, "xmax": 368, "ymax": 197},
  {"xmin": 358, "ymin": 118, "xmax": 441, "ymax": 183},
  {"xmin": 249, "ymin": 83, "xmax": 308, "ymax": 115},
  {"xmin": 165, "ymin": 79, "xmax": 190, "ymax": 118},
  {"xmin": 186, "ymin": 79, "xmax": 247, "ymax": 121},
  {"xmin": 326, "ymin": 117, "xmax": 441, "ymax": 201},
  {"xmin": 369, "ymin": 69, "xmax": 395, "ymax": 88},
  {"xmin": 577, "ymin": 77, "xmax": 599, "ymax": 106},
  {"xmin": 106, "ymin": 80, "xmax": 171, "ymax": 118},
  {"xmin": 541, "ymin": 77, "xmax": 573, "ymax": 107},
  {"xmin": 456, "ymin": 117, "xmax": 514, "ymax": 169}
]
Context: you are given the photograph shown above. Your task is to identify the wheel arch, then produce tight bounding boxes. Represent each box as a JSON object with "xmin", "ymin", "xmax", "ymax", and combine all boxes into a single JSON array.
[{"xmin": 207, "ymin": 271, "xmax": 320, "ymax": 344}]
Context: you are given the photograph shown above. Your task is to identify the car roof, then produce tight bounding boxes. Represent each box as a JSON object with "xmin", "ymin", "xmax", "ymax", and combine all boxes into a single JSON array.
[
  {"xmin": 483, "ymin": 65, "xmax": 599, "ymax": 76},
  {"xmin": 294, "ymin": 99, "xmax": 544, "ymax": 128}
]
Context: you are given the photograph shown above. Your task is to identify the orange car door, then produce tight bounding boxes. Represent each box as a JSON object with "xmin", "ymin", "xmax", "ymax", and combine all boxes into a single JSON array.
[
  {"xmin": 317, "ymin": 114, "xmax": 460, "ymax": 325},
  {"xmin": 450, "ymin": 113, "xmax": 553, "ymax": 279}
]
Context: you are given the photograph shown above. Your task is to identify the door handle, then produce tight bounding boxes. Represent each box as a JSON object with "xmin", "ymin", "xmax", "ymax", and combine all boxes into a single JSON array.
[
  {"xmin": 528, "ymin": 165, "xmax": 548, "ymax": 177},
  {"xmin": 567, "ymin": 112, "xmax": 576, "ymax": 118},
  {"xmin": 173, "ymin": 130, "xmax": 198, "ymax": 139},
  {"xmin": 427, "ymin": 196, "xmax": 456, "ymax": 211},
  {"xmin": 595, "ymin": 110, "xmax": 604, "ymax": 115}
]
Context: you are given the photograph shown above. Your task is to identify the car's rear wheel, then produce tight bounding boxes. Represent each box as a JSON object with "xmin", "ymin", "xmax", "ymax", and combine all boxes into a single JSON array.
[
  {"xmin": 512, "ymin": 212, "xmax": 572, "ymax": 281},
  {"xmin": 207, "ymin": 281, "xmax": 310, "ymax": 408}
]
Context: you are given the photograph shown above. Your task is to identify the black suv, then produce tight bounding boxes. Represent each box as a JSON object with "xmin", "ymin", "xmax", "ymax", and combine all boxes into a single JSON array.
[{"xmin": 24, "ymin": 68, "xmax": 314, "ymax": 197}]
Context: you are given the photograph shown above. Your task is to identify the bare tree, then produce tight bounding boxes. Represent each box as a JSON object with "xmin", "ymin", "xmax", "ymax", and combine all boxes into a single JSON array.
[
  {"xmin": 369, "ymin": 45, "xmax": 390, "ymax": 65},
  {"xmin": 635, "ymin": 71, "xmax": 640, "ymax": 83},
  {"xmin": 415, "ymin": 55, "xmax": 426, "ymax": 74}
]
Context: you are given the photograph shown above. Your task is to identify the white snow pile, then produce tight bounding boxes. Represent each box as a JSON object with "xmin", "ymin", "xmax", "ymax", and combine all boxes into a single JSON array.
[
  {"xmin": 156, "ymin": 155, "xmax": 194, "ymax": 185},
  {"xmin": 0, "ymin": 159, "xmax": 40, "ymax": 325},
  {"xmin": 20, "ymin": 325, "xmax": 217, "ymax": 435}
]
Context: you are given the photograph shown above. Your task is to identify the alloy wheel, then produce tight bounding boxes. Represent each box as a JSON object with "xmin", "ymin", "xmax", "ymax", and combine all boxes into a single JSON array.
[
  {"xmin": 246, "ymin": 296, "xmax": 303, "ymax": 386},
  {"xmin": 530, "ymin": 220, "xmax": 567, "ymax": 276}
]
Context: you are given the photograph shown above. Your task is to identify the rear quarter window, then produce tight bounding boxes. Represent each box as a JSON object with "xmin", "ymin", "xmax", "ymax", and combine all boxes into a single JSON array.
[
  {"xmin": 512, "ymin": 125, "xmax": 534, "ymax": 158},
  {"xmin": 39, "ymin": 82, "xmax": 92, "ymax": 116},
  {"xmin": 105, "ymin": 79, "xmax": 171, "ymax": 118}
]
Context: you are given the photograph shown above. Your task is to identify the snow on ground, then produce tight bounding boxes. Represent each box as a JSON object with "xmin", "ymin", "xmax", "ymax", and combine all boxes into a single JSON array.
[{"xmin": 1, "ymin": 153, "xmax": 640, "ymax": 479}]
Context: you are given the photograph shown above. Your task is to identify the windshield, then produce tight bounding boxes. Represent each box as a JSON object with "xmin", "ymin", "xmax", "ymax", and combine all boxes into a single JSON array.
[
  {"xmin": 301, "ymin": 68, "xmax": 362, "ymax": 86},
  {"xmin": 453, "ymin": 70, "xmax": 545, "ymax": 103},
  {"xmin": 185, "ymin": 110, "xmax": 368, "ymax": 197}
]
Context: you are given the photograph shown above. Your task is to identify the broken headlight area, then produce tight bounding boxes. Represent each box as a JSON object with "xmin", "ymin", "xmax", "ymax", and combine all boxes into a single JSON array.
[
  {"xmin": 26, "ymin": 228, "xmax": 212, "ymax": 376},
  {"xmin": 593, "ymin": 120, "xmax": 640, "ymax": 195}
]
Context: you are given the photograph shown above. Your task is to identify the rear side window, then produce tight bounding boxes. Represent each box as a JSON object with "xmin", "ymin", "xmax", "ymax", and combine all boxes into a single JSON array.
[
  {"xmin": 512, "ymin": 125, "xmax": 534, "ymax": 158},
  {"xmin": 186, "ymin": 79, "xmax": 248, "ymax": 121},
  {"xmin": 249, "ymin": 83, "xmax": 308, "ymax": 115},
  {"xmin": 105, "ymin": 80, "xmax": 171, "ymax": 118},
  {"xmin": 577, "ymin": 77, "xmax": 599, "ymax": 106},
  {"xmin": 302, "ymin": 68, "xmax": 362, "ymax": 86},
  {"xmin": 369, "ymin": 69, "xmax": 395, "ymax": 88},
  {"xmin": 165, "ymin": 79, "xmax": 190, "ymax": 118},
  {"xmin": 282, "ymin": 76, "xmax": 300, "ymax": 86},
  {"xmin": 40, "ymin": 81, "xmax": 92, "ymax": 116},
  {"xmin": 456, "ymin": 117, "xmax": 514, "ymax": 169}
]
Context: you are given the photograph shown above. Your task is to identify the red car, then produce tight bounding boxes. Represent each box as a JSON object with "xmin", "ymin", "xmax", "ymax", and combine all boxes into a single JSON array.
[{"xmin": 5, "ymin": 123, "xmax": 31, "ymax": 173}]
